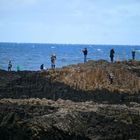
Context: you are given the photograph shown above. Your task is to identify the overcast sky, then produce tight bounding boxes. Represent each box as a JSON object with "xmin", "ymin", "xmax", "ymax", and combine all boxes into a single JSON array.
[{"xmin": 0, "ymin": 0, "xmax": 140, "ymax": 45}]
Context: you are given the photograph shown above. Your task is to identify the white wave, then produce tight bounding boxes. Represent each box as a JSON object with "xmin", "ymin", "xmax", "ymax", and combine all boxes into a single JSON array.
[
  {"xmin": 97, "ymin": 49, "xmax": 101, "ymax": 51},
  {"xmin": 51, "ymin": 46, "xmax": 55, "ymax": 49}
]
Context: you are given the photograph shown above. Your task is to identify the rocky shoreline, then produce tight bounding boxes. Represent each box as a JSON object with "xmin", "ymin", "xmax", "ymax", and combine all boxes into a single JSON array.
[
  {"xmin": 0, "ymin": 60, "xmax": 140, "ymax": 140},
  {"xmin": 0, "ymin": 98, "xmax": 140, "ymax": 140}
]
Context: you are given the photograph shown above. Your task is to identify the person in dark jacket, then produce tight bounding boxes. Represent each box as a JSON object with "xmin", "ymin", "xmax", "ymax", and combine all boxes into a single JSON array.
[
  {"xmin": 40, "ymin": 64, "xmax": 44, "ymax": 71},
  {"xmin": 110, "ymin": 49, "xmax": 115, "ymax": 62},
  {"xmin": 132, "ymin": 50, "xmax": 136, "ymax": 60},
  {"xmin": 82, "ymin": 48, "xmax": 88, "ymax": 63},
  {"xmin": 8, "ymin": 60, "xmax": 12, "ymax": 71}
]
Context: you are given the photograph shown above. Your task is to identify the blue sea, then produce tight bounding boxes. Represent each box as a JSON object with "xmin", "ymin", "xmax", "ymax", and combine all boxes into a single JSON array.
[{"xmin": 0, "ymin": 42, "xmax": 140, "ymax": 71}]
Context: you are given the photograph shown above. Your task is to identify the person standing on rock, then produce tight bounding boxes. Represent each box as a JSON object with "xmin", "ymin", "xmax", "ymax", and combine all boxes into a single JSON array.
[
  {"xmin": 40, "ymin": 64, "xmax": 44, "ymax": 71},
  {"xmin": 8, "ymin": 60, "xmax": 12, "ymax": 71},
  {"xmin": 110, "ymin": 49, "xmax": 115, "ymax": 63},
  {"xmin": 132, "ymin": 50, "xmax": 136, "ymax": 60},
  {"xmin": 51, "ymin": 54, "xmax": 56, "ymax": 69},
  {"xmin": 82, "ymin": 48, "xmax": 88, "ymax": 63}
]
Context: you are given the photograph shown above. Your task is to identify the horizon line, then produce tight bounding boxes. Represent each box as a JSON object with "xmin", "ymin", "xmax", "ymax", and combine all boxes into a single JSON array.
[{"xmin": 0, "ymin": 41, "xmax": 139, "ymax": 46}]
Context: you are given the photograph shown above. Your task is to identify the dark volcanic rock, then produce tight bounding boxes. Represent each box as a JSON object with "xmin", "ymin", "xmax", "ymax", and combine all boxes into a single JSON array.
[
  {"xmin": 0, "ymin": 60, "xmax": 140, "ymax": 103},
  {"xmin": 0, "ymin": 60, "xmax": 140, "ymax": 140},
  {"xmin": 0, "ymin": 99, "xmax": 140, "ymax": 140}
]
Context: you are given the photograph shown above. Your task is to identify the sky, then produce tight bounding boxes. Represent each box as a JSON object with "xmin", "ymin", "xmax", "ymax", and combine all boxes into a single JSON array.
[{"xmin": 0, "ymin": 0, "xmax": 140, "ymax": 45}]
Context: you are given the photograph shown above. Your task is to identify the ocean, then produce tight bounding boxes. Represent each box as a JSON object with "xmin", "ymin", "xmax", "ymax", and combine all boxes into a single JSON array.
[{"xmin": 0, "ymin": 42, "xmax": 140, "ymax": 71}]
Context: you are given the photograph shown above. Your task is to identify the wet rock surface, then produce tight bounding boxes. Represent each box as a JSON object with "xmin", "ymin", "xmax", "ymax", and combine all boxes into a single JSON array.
[{"xmin": 0, "ymin": 60, "xmax": 140, "ymax": 140}]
